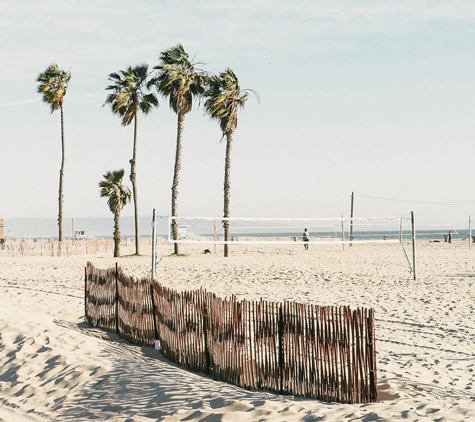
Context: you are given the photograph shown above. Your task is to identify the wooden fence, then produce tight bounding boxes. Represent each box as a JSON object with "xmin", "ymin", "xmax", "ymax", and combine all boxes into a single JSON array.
[
  {"xmin": 1, "ymin": 239, "xmax": 114, "ymax": 256},
  {"xmin": 0, "ymin": 237, "xmax": 162, "ymax": 257},
  {"xmin": 85, "ymin": 263, "xmax": 378, "ymax": 403}
]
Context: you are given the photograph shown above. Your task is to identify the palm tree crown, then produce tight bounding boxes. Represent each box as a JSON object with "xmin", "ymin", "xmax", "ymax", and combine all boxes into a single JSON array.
[
  {"xmin": 99, "ymin": 169, "xmax": 132, "ymax": 214},
  {"xmin": 149, "ymin": 44, "xmax": 207, "ymax": 114},
  {"xmin": 36, "ymin": 64, "xmax": 71, "ymax": 113},
  {"xmin": 104, "ymin": 64, "xmax": 158, "ymax": 126},
  {"xmin": 204, "ymin": 68, "xmax": 250, "ymax": 139}
]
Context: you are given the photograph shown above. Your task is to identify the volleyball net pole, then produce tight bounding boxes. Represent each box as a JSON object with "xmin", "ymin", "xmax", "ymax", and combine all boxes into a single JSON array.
[{"xmin": 411, "ymin": 211, "xmax": 417, "ymax": 281}]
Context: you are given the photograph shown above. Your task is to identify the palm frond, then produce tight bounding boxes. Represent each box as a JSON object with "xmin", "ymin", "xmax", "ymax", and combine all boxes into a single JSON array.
[
  {"xmin": 203, "ymin": 68, "xmax": 256, "ymax": 139},
  {"xmin": 104, "ymin": 63, "xmax": 158, "ymax": 126},
  {"xmin": 99, "ymin": 169, "xmax": 132, "ymax": 214},
  {"xmin": 36, "ymin": 63, "xmax": 71, "ymax": 113},
  {"xmin": 149, "ymin": 44, "xmax": 208, "ymax": 115}
]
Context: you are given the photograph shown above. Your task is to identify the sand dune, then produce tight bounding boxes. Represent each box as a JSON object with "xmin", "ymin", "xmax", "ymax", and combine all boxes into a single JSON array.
[{"xmin": 1, "ymin": 241, "xmax": 475, "ymax": 421}]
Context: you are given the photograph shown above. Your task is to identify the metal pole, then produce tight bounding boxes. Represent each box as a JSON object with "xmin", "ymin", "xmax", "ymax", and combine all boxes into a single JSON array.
[
  {"xmin": 151, "ymin": 209, "xmax": 156, "ymax": 280},
  {"xmin": 411, "ymin": 211, "xmax": 416, "ymax": 281},
  {"xmin": 349, "ymin": 192, "xmax": 354, "ymax": 246}
]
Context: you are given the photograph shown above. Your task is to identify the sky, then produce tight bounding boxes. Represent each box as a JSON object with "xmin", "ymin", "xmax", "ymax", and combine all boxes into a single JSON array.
[{"xmin": 1, "ymin": 0, "xmax": 475, "ymax": 230}]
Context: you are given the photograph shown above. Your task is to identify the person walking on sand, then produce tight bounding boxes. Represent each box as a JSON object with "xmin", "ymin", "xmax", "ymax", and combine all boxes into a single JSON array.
[{"xmin": 303, "ymin": 228, "xmax": 310, "ymax": 250}]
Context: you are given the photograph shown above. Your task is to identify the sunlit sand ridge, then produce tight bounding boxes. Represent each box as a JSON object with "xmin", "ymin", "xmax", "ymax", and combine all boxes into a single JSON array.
[{"xmin": 1, "ymin": 240, "xmax": 474, "ymax": 421}]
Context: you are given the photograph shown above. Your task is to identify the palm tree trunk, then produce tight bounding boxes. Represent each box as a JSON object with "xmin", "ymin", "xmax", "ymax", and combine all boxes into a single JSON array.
[
  {"xmin": 131, "ymin": 104, "xmax": 140, "ymax": 255},
  {"xmin": 58, "ymin": 102, "xmax": 65, "ymax": 242},
  {"xmin": 171, "ymin": 112, "xmax": 185, "ymax": 255},
  {"xmin": 114, "ymin": 209, "xmax": 121, "ymax": 257},
  {"xmin": 223, "ymin": 131, "xmax": 234, "ymax": 257}
]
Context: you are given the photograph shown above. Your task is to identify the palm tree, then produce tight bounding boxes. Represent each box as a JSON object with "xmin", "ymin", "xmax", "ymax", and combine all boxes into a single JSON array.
[
  {"xmin": 149, "ymin": 44, "xmax": 208, "ymax": 255},
  {"xmin": 36, "ymin": 64, "xmax": 71, "ymax": 242},
  {"xmin": 204, "ymin": 68, "xmax": 256, "ymax": 257},
  {"xmin": 99, "ymin": 169, "xmax": 132, "ymax": 257},
  {"xmin": 104, "ymin": 64, "xmax": 158, "ymax": 255}
]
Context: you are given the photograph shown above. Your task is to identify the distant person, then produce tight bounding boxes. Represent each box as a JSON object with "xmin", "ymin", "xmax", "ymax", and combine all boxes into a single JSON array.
[
  {"xmin": 303, "ymin": 228, "xmax": 310, "ymax": 250},
  {"xmin": 448, "ymin": 230, "xmax": 452, "ymax": 243}
]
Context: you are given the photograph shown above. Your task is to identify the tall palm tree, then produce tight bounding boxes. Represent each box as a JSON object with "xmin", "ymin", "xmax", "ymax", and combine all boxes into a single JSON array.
[
  {"xmin": 149, "ymin": 44, "xmax": 208, "ymax": 255},
  {"xmin": 36, "ymin": 64, "xmax": 71, "ymax": 242},
  {"xmin": 204, "ymin": 68, "xmax": 256, "ymax": 257},
  {"xmin": 99, "ymin": 169, "xmax": 132, "ymax": 257},
  {"xmin": 104, "ymin": 64, "xmax": 158, "ymax": 255}
]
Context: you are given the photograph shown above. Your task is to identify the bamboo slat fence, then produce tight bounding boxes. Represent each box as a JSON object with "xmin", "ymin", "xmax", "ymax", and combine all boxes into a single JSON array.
[
  {"xmin": 2, "ymin": 239, "xmax": 114, "ymax": 257},
  {"xmin": 0, "ymin": 237, "xmax": 162, "ymax": 257},
  {"xmin": 85, "ymin": 263, "xmax": 378, "ymax": 403}
]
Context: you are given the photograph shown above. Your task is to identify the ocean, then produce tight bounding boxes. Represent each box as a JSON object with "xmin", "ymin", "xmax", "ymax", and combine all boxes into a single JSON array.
[{"xmin": 2, "ymin": 216, "xmax": 169, "ymax": 240}]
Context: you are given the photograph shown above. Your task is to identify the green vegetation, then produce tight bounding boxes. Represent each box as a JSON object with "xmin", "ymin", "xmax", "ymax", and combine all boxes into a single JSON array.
[{"xmin": 37, "ymin": 46, "xmax": 256, "ymax": 257}]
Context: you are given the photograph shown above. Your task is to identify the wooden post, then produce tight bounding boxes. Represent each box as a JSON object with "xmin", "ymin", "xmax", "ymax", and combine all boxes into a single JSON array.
[
  {"xmin": 150, "ymin": 282, "xmax": 159, "ymax": 340},
  {"xmin": 202, "ymin": 303, "xmax": 211, "ymax": 375},
  {"xmin": 367, "ymin": 309, "xmax": 378, "ymax": 402},
  {"xmin": 115, "ymin": 262, "xmax": 119, "ymax": 334},
  {"xmin": 349, "ymin": 192, "xmax": 354, "ymax": 246},
  {"xmin": 214, "ymin": 219, "xmax": 217, "ymax": 255},
  {"xmin": 411, "ymin": 211, "xmax": 416, "ymax": 281},
  {"xmin": 278, "ymin": 305, "xmax": 284, "ymax": 394},
  {"xmin": 469, "ymin": 215, "xmax": 472, "ymax": 250},
  {"xmin": 341, "ymin": 215, "xmax": 345, "ymax": 251},
  {"xmin": 84, "ymin": 265, "xmax": 87, "ymax": 321}
]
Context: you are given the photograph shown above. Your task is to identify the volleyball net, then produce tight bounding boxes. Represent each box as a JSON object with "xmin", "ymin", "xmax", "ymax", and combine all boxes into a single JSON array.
[{"xmin": 168, "ymin": 216, "xmax": 406, "ymax": 245}]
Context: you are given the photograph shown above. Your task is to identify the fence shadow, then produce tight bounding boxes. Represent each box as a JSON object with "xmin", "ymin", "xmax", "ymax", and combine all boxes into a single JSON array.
[{"xmin": 56, "ymin": 323, "xmax": 307, "ymax": 421}]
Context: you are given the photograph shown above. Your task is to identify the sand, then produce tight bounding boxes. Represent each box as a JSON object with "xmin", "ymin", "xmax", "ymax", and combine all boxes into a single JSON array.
[{"xmin": 1, "ymin": 240, "xmax": 475, "ymax": 421}]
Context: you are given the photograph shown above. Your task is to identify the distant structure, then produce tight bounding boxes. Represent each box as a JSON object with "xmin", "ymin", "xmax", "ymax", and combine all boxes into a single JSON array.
[
  {"xmin": 74, "ymin": 230, "xmax": 90, "ymax": 240},
  {"xmin": 0, "ymin": 219, "xmax": 4, "ymax": 243}
]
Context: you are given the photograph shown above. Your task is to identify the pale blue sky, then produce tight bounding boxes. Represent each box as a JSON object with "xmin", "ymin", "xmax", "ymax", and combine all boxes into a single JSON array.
[{"xmin": 1, "ymin": 1, "xmax": 474, "ymax": 227}]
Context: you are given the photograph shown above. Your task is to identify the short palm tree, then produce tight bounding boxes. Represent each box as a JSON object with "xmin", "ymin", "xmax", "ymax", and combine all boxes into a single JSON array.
[
  {"xmin": 36, "ymin": 64, "xmax": 71, "ymax": 242},
  {"xmin": 149, "ymin": 44, "xmax": 208, "ymax": 255},
  {"xmin": 104, "ymin": 64, "xmax": 158, "ymax": 255},
  {"xmin": 99, "ymin": 169, "xmax": 132, "ymax": 257},
  {"xmin": 204, "ymin": 68, "xmax": 256, "ymax": 257}
]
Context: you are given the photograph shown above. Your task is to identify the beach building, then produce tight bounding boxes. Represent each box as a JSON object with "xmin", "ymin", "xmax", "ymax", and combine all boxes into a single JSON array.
[{"xmin": 74, "ymin": 230, "xmax": 90, "ymax": 240}]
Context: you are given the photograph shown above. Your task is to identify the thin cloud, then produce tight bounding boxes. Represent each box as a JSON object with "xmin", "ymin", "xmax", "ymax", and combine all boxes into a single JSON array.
[{"xmin": 0, "ymin": 99, "xmax": 39, "ymax": 107}]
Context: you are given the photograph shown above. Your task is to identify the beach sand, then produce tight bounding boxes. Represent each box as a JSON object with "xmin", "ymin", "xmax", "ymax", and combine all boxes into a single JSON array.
[{"xmin": 1, "ymin": 240, "xmax": 475, "ymax": 421}]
